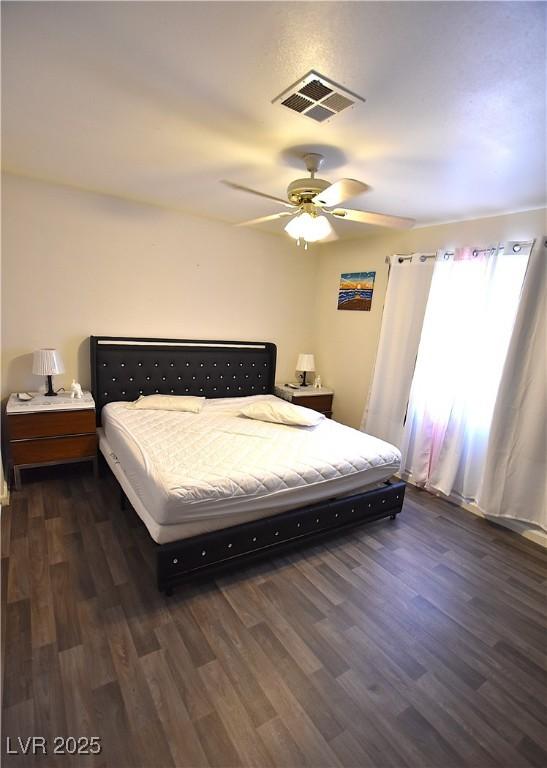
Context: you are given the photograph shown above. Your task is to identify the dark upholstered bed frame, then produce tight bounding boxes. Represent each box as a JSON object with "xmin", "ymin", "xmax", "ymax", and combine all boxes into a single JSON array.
[{"xmin": 91, "ymin": 336, "xmax": 405, "ymax": 594}]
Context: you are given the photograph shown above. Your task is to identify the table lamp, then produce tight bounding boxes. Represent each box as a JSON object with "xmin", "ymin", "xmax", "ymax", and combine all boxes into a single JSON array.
[
  {"xmin": 32, "ymin": 348, "xmax": 64, "ymax": 396},
  {"xmin": 296, "ymin": 353, "xmax": 315, "ymax": 387}
]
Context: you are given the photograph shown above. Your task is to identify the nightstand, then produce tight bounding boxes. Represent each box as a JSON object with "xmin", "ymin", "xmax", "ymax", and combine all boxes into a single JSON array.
[
  {"xmin": 275, "ymin": 385, "xmax": 334, "ymax": 418},
  {"xmin": 6, "ymin": 391, "xmax": 98, "ymax": 490}
]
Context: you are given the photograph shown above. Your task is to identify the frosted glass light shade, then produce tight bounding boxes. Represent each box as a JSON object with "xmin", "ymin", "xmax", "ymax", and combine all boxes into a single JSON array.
[
  {"xmin": 284, "ymin": 213, "xmax": 333, "ymax": 242},
  {"xmin": 296, "ymin": 353, "xmax": 315, "ymax": 372},
  {"xmin": 284, "ymin": 215, "xmax": 299, "ymax": 239},
  {"xmin": 303, "ymin": 215, "xmax": 332, "ymax": 242},
  {"xmin": 285, "ymin": 213, "xmax": 310, "ymax": 240},
  {"xmin": 32, "ymin": 348, "xmax": 65, "ymax": 376}
]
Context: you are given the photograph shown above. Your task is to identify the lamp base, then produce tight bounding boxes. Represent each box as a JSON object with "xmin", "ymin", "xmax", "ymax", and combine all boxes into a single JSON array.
[{"xmin": 44, "ymin": 375, "xmax": 58, "ymax": 396}]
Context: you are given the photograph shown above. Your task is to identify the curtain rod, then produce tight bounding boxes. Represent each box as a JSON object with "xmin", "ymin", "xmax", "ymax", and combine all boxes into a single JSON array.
[
  {"xmin": 384, "ymin": 252, "xmax": 440, "ymax": 264},
  {"xmin": 395, "ymin": 253, "xmax": 438, "ymax": 263},
  {"xmin": 387, "ymin": 240, "xmax": 534, "ymax": 265}
]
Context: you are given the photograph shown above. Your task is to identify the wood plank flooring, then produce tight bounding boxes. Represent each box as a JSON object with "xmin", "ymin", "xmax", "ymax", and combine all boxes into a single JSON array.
[{"xmin": 2, "ymin": 465, "xmax": 547, "ymax": 768}]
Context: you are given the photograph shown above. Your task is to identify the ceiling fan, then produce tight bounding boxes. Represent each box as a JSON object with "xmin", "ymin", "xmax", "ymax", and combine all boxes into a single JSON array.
[{"xmin": 222, "ymin": 153, "xmax": 415, "ymax": 248}]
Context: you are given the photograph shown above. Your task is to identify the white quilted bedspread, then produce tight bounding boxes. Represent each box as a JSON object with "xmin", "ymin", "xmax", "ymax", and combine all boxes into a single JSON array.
[{"xmin": 102, "ymin": 395, "xmax": 401, "ymax": 525}]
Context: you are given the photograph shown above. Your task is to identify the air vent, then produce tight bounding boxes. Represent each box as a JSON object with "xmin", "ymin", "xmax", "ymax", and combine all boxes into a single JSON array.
[
  {"xmin": 299, "ymin": 79, "xmax": 333, "ymax": 101},
  {"xmin": 322, "ymin": 92, "xmax": 354, "ymax": 112},
  {"xmin": 305, "ymin": 105, "xmax": 335, "ymax": 123},
  {"xmin": 273, "ymin": 70, "xmax": 364, "ymax": 124},
  {"xmin": 281, "ymin": 94, "xmax": 313, "ymax": 113}
]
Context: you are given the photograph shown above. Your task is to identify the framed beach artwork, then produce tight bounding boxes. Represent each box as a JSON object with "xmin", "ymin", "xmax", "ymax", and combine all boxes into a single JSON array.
[{"xmin": 337, "ymin": 271, "xmax": 376, "ymax": 311}]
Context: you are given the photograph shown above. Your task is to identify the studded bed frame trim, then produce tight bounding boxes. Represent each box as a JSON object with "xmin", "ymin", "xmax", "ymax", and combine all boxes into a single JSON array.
[
  {"xmin": 90, "ymin": 335, "xmax": 404, "ymax": 594},
  {"xmin": 155, "ymin": 480, "xmax": 405, "ymax": 594}
]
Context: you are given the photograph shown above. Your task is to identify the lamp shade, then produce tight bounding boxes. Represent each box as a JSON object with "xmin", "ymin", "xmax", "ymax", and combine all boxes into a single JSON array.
[
  {"xmin": 32, "ymin": 348, "xmax": 65, "ymax": 376},
  {"xmin": 296, "ymin": 353, "xmax": 315, "ymax": 372}
]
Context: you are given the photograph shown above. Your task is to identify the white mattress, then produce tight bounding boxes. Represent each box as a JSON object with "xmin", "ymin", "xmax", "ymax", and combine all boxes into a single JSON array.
[{"xmin": 101, "ymin": 395, "xmax": 401, "ymax": 544}]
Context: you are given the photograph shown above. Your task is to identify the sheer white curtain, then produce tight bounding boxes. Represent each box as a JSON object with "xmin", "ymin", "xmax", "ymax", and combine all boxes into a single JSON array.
[
  {"xmin": 363, "ymin": 254, "xmax": 434, "ymax": 446},
  {"xmin": 400, "ymin": 243, "xmax": 530, "ymax": 501},
  {"xmin": 478, "ymin": 242, "xmax": 545, "ymax": 530}
]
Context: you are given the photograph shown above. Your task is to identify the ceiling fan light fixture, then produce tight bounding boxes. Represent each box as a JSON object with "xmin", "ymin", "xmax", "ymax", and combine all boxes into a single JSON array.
[
  {"xmin": 305, "ymin": 214, "xmax": 333, "ymax": 242},
  {"xmin": 284, "ymin": 213, "xmax": 308, "ymax": 240},
  {"xmin": 284, "ymin": 212, "xmax": 333, "ymax": 243}
]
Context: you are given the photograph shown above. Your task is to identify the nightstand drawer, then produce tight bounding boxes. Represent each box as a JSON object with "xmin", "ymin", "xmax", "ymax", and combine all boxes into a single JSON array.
[
  {"xmin": 8, "ymin": 409, "xmax": 95, "ymax": 440},
  {"xmin": 294, "ymin": 394, "xmax": 333, "ymax": 413},
  {"xmin": 11, "ymin": 434, "xmax": 97, "ymax": 465}
]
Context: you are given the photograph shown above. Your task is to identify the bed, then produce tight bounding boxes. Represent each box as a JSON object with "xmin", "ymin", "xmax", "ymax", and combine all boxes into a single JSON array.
[{"xmin": 91, "ymin": 336, "xmax": 405, "ymax": 593}]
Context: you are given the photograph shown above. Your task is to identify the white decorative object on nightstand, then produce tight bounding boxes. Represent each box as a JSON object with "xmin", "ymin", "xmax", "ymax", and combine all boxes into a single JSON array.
[{"xmin": 71, "ymin": 379, "xmax": 84, "ymax": 398}]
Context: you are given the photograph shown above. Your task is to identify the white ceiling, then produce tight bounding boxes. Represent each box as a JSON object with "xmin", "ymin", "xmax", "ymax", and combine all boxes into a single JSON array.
[{"xmin": 2, "ymin": 1, "xmax": 545, "ymax": 239}]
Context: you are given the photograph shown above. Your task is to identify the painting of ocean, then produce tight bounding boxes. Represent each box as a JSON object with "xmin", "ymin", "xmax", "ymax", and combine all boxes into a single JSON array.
[{"xmin": 337, "ymin": 271, "xmax": 376, "ymax": 311}]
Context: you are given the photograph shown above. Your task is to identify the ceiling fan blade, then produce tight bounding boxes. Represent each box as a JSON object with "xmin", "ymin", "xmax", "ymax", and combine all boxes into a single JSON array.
[
  {"xmin": 312, "ymin": 179, "xmax": 370, "ymax": 207},
  {"xmin": 330, "ymin": 208, "xmax": 415, "ymax": 229},
  {"xmin": 221, "ymin": 180, "xmax": 296, "ymax": 209},
  {"xmin": 235, "ymin": 211, "xmax": 295, "ymax": 227}
]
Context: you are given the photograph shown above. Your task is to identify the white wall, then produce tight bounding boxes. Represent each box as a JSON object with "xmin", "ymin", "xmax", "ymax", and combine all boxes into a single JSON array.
[
  {"xmin": 314, "ymin": 208, "xmax": 546, "ymax": 428},
  {"xmin": 1, "ymin": 173, "xmax": 316, "ymax": 397}
]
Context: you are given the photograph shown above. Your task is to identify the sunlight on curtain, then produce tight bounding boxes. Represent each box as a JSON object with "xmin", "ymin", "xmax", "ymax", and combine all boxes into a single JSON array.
[
  {"xmin": 478, "ymin": 242, "xmax": 546, "ymax": 530},
  {"xmin": 400, "ymin": 244, "xmax": 529, "ymax": 500}
]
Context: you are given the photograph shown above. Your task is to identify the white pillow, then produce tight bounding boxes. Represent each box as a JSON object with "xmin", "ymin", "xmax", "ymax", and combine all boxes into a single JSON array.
[
  {"xmin": 241, "ymin": 399, "xmax": 324, "ymax": 427},
  {"xmin": 128, "ymin": 394, "xmax": 205, "ymax": 413}
]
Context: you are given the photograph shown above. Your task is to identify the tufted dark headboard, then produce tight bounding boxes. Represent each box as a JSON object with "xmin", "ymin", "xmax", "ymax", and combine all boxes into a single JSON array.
[{"xmin": 90, "ymin": 336, "xmax": 277, "ymax": 421}]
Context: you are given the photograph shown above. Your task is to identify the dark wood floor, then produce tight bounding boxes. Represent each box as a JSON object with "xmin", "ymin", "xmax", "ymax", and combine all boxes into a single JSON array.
[{"xmin": 2, "ymin": 465, "xmax": 547, "ymax": 768}]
